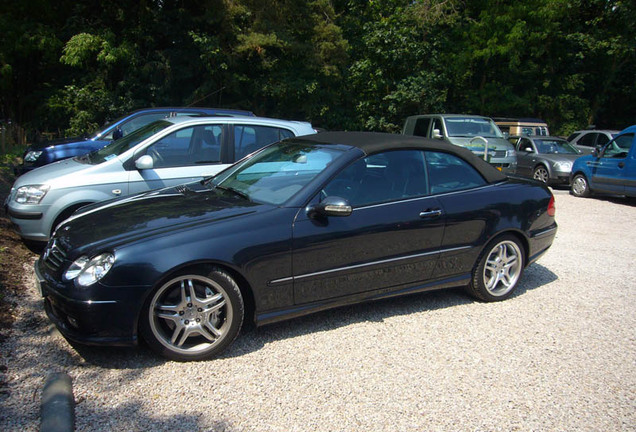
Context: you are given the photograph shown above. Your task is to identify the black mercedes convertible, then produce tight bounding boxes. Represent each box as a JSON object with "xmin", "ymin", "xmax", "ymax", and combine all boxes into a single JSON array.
[{"xmin": 36, "ymin": 132, "xmax": 557, "ymax": 361}]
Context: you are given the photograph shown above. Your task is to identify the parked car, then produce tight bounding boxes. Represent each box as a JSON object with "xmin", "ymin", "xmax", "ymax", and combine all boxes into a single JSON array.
[
  {"xmin": 5, "ymin": 116, "xmax": 315, "ymax": 242},
  {"xmin": 403, "ymin": 114, "xmax": 517, "ymax": 174},
  {"xmin": 570, "ymin": 125, "xmax": 636, "ymax": 198},
  {"xmin": 567, "ymin": 129, "xmax": 619, "ymax": 154},
  {"xmin": 494, "ymin": 117, "xmax": 550, "ymax": 137},
  {"xmin": 16, "ymin": 107, "xmax": 254, "ymax": 175},
  {"xmin": 34, "ymin": 131, "xmax": 557, "ymax": 361},
  {"xmin": 508, "ymin": 135, "xmax": 582, "ymax": 185}
]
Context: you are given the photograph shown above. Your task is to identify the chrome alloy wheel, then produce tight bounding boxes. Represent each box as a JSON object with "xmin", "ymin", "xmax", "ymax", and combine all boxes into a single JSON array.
[
  {"xmin": 482, "ymin": 240, "xmax": 523, "ymax": 297},
  {"xmin": 533, "ymin": 166, "xmax": 549, "ymax": 183},
  {"xmin": 148, "ymin": 275, "xmax": 232, "ymax": 355}
]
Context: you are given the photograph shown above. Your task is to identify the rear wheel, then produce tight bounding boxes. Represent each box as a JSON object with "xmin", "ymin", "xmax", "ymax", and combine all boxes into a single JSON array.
[
  {"xmin": 571, "ymin": 174, "xmax": 590, "ymax": 197},
  {"xmin": 533, "ymin": 165, "xmax": 549, "ymax": 184},
  {"xmin": 467, "ymin": 235, "xmax": 525, "ymax": 302},
  {"xmin": 140, "ymin": 267, "xmax": 244, "ymax": 361}
]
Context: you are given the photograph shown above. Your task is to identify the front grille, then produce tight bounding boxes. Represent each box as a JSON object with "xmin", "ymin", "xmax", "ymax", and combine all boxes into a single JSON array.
[
  {"xmin": 488, "ymin": 150, "xmax": 507, "ymax": 158},
  {"xmin": 43, "ymin": 240, "xmax": 68, "ymax": 272}
]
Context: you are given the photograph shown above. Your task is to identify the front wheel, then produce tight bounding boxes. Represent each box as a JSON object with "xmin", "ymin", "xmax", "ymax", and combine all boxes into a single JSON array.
[
  {"xmin": 467, "ymin": 235, "xmax": 525, "ymax": 302},
  {"xmin": 533, "ymin": 166, "xmax": 549, "ymax": 184},
  {"xmin": 571, "ymin": 174, "xmax": 590, "ymax": 197},
  {"xmin": 140, "ymin": 268, "xmax": 244, "ymax": 361}
]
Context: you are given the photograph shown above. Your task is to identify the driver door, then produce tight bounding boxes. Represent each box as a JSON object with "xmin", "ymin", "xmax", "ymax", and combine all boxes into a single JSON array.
[{"xmin": 589, "ymin": 133, "xmax": 634, "ymax": 194}]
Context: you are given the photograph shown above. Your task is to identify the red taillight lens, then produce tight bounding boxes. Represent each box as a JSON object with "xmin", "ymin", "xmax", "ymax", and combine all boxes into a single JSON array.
[{"xmin": 547, "ymin": 196, "xmax": 556, "ymax": 217}]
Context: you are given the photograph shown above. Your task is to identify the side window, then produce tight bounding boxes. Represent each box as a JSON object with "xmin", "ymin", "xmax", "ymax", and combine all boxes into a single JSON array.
[
  {"xmin": 145, "ymin": 125, "xmax": 224, "ymax": 168},
  {"xmin": 596, "ymin": 134, "xmax": 610, "ymax": 146},
  {"xmin": 234, "ymin": 125, "xmax": 293, "ymax": 160},
  {"xmin": 578, "ymin": 133, "xmax": 597, "ymax": 147},
  {"xmin": 567, "ymin": 132, "xmax": 581, "ymax": 142},
  {"xmin": 413, "ymin": 118, "xmax": 431, "ymax": 137},
  {"xmin": 115, "ymin": 113, "xmax": 169, "ymax": 138},
  {"xmin": 323, "ymin": 150, "xmax": 428, "ymax": 207},
  {"xmin": 426, "ymin": 151, "xmax": 487, "ymax": 194},
  {"xmin": 602, "ymin": 133, "xmax": 633, "ymax": 158},
  {"xmin": 518, "ymin": 138, "xmax": 533, "ymax": 152}
]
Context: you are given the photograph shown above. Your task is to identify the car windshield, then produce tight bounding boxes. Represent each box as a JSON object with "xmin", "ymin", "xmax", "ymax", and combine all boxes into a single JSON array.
[
  {"xmin": 445, "ymin": 117, "xmax": 503, "ymax": 138},
  {"xmin": 535, "ymin": 139, "xmax": 579, "ymax": 154},
  {"xmin": 79, "ymin": 120, "xmax": 172, "ymax": 165},
  {"xmin": 208, "ymin": 141, "xmax": 344, "ymax": 205},
  {"xmin": 89, "ymin": 112, "xmax": 132, "ymax": 139}
]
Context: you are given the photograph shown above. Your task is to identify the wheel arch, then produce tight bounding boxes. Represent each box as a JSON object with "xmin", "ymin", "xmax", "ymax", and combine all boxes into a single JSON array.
[
  {"xmin": 481, "ymin": 229, "xmax": 530, "ymax": 268},
  {"xmin": 50, "ymin": 202, "xmax": 95, "ymax": 235}
]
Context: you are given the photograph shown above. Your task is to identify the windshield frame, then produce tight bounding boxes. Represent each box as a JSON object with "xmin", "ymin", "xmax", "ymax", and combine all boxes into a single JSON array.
[{"xmin": 534, "ymin": 138, "xmax": 579, "ymax": 155}]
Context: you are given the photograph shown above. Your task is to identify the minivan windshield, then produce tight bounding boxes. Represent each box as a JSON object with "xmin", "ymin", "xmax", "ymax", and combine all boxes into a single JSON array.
[
  {"xmin": 535, "ymin": 139, "xmax": 579, "ymax": 154},
  {"xmin": 80, "ymin": 120, "xmax": 172, "ymax": 165},
  {"xmin": 445, "ymin": 117, "xmax": 504, "ymax": 139}
]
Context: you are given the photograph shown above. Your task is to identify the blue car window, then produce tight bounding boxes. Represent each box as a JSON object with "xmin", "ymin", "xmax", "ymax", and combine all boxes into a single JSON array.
[{"xmin": 603, "ymin": 133, "xmax": 634, "ymax": 158}]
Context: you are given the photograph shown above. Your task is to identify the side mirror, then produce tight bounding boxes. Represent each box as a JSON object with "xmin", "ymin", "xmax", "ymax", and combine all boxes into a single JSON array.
[
  {"xmin": 591, "ymin": 147, "xmax": 600, "ymax": 157},
  {"xmin": 503, "ymin": 132, "xmax": 509, "ymax": 139},
  {"xmin": 308, "ymin": 196, "xmax": 352, "ymax": 218},
  {"xmin": 135, "ymin": 155, "xmax": 154, "ymax": 170},
  {"xmin": 523, "ymin": 147, "xmax": 533, "ymax": 153},
  {"xmin": 432, "ymin": 129, "xmax": 443, "ymax": 140},
  {"xmin": 112, "ymin": 128, "xmax": 124, "ymax": 140}
]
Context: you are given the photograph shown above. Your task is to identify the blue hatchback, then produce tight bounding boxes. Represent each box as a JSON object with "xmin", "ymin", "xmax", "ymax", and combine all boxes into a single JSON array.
[
  {"xmin": 570, "ymin": 125, "xmax": 636, "ymax": 198},
  {"xmin": 16, "ymin": 107, "xmax": 254, "ymax": 175}
]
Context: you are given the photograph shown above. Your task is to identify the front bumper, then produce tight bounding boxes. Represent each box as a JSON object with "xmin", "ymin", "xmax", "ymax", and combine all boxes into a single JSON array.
[
  {"xmin": 6, "ymin": 201, "xmax": 51, "ymax": 242},
  {"xmin": 36, "ymin": 260, "xmax": 141, "ymax": 346}
]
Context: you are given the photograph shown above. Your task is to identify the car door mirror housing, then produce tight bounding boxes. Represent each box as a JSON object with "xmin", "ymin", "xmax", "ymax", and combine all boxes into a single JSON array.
[
  {"xmin": 308, "ymin": 196, "xmax": 352, "ymax": 218},
  {"xmin": 135, "ymin": 155, "xmax": 154, "ymax": 170},
  {"xmin": 591, "ymin": 147, "xmax": 600, "ymax": 157},
  {"xmin": 432, "ymin": 129, "xmax": 443, "ymax": 140}
]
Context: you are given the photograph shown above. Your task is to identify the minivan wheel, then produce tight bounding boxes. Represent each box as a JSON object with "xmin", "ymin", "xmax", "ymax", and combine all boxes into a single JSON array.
[
  {"xmin": 140, "ymin": 268, "xmax": 244, "ymax": 361},
  {"xmin": 467, "ymin": 235, "xmax": 525, "ymax": 302},
  {"xmin": 571, "ymin": 174, "xmax": 590, "ymax": 197},
  {"xmin": 533, "ymin": 166, "xmax": 549, "ymax": 183}
]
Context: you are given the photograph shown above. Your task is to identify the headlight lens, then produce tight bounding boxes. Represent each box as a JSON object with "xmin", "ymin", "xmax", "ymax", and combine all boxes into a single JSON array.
[
  {"xmin": 64, "ymin": 253, "xmax": 115, "ymax": 286},
  {"xmin": 15, "ymin": 184, "xmax": 50, "ymax": 204},
  {"xmin": 507, "ymin": 149, "xmax": 517, "ymax": 158},
  {"xmin": 554, "ymin": 161, "xmax": 573, "ymax": 171},
  {"xmin": 24, "ymin": 151, "xmax": 43, "ymax": 162}
]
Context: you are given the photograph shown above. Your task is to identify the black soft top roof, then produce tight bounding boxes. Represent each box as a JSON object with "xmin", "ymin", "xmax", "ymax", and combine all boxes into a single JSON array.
[{"xmin": 295, "ymin": 131, "xmax": 507, "ymax": 183}]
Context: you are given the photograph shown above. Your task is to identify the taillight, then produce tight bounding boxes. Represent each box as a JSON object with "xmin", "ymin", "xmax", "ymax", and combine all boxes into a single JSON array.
[{"xmin": 547, "ymin": 195, "xmax": 556, "ymax": 217}]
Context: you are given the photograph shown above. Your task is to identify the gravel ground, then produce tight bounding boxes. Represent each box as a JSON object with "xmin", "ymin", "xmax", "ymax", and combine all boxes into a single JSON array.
[{"xmin": 1, "ymin": 190, "xmax": 635, "ymax": 431}]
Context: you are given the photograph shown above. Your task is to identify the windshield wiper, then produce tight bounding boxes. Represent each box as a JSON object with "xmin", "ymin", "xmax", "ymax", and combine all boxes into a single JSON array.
[{"xmin": 215, "ymin": 185, "xmax": 250, "ymax": 201}]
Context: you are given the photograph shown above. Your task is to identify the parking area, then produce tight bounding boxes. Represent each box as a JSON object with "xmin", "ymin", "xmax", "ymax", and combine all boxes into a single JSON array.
[{"xmin": 1, "ymin": 189, "xmax": 635, "ymax": 431}]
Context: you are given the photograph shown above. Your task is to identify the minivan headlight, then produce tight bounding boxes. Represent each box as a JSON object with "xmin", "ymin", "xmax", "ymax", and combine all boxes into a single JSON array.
[
  {"xmin": 64, "ymin": 253, "xmax": 115, "ymax": 286},
  {"xmin": 507, "ymin": 149, "xmax": 517, "ymax": 158},
  {"xmin": 15, "ymin": 184, "xmax": 50, "ymax": 204},
  {"xmin": 24, "ymin": 151, "xmax": 43, "ymax": 162}
]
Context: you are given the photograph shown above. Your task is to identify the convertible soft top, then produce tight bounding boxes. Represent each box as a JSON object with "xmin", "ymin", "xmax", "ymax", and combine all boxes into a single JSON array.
[{"xmin": 294, "ymin": 131, "xmax": 508, "ymax": 184}]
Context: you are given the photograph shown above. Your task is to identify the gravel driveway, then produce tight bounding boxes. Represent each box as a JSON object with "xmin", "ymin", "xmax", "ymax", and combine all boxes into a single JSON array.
[{"xmin": 1, "ymin": 190, "xmax": 634, "ymax": 431}]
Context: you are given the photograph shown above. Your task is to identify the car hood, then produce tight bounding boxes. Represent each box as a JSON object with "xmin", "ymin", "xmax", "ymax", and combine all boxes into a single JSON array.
[
  {"xmin": 447, "ymin": 137, "xmax": 513, "ymax": 151},
  {"xmin": 13, "ymin": 157, "xmax": 89, "ymax": 187},
  {"xmin": 54, "ymin": 182, "xmax": 274, "ymax": 254}
]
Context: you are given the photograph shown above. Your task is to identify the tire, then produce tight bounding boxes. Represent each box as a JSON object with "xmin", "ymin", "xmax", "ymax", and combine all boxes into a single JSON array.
[
  {"xmin": 533, "ymin": 165, "xmax": 549, "ymax": 184},
  {"xmin": 140, "ymin": 267, "xmax": 244, "ymax": 361},
  {"xmin": 571, "ymin": 174, "xmax": 590, "ymax": 197},
  {"xmin": 467, "ymin": 235, "xmax": 525, "ymax": 302}
]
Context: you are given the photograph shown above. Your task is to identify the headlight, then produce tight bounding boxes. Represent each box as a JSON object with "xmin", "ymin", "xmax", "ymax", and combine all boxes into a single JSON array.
[
  {"xmin": 24, "ymin": 151, "xmax": 43, "ymax": 162},
  {"xmin": 553, "ymin": 161, "xmax": 573, "ymax": 171},
  {"xmin": 15, "ymin": 184, "xmax": 50, "ymax": 204},
  {"xmin": 64, "ymin": 253, "xmax": 115, "ymax": 286},
  {"xmin": 507, "ymin": 149, "xmax": 517, "ymax": 158}
]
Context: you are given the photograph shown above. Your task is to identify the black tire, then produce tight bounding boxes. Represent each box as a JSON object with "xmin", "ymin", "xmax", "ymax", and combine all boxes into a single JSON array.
[
  {"xmin": 570, "ymin": 174, "xmax": 590, "ymax": 197},
  {"xmin": 467, "ymin": 235, "xmax": 525, "ymax": 302},
  {"xmin": 532, "ymin": 165, "xmax": 550, "ymax": 184},
  {"xmin": 140, "ymin": 267, "xmax": 244, "ymax": 361}
]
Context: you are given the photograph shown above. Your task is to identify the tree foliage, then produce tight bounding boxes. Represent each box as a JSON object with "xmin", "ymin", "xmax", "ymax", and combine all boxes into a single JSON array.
[{"xmin": 0, "ymin": 0, "xmax": 633, "ymax": 142}]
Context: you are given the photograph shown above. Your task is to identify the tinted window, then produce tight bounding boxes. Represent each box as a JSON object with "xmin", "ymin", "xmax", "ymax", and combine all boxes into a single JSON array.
[
  {"xmin": 88, "ymin": 120, "xmax": 172, "ymax": 164},
  {"xmin": 426, "ymin": 152, "xmax": 486, "ymax": 194},
  {"xmin": 597, "ymin": 134, "xmax": 610, "ymax": 146},
  {"xmin": 413, "ymin": 118, "xmax": 431, "ymax": 137},
  {"xmin": 323, "ymin": 150, "xmax": 428, "ymax": 207},
  {"xmin": 578, "ymin": 133, "xmax": 597, "ymax": 147},
  {"xmin": 567, "ymin": 132, "xmax": 581, "ymax": 142},
  {"xmin": 234, "ymin": 125, "xmax": 294, "ymax": 160}
]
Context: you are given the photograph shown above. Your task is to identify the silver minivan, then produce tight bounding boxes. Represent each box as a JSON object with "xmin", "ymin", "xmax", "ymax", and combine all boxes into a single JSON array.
[
  {"xmin": 403, "ymin": 114, "xmax": 517, "ymax": 173},
  {"xmin": 5, "ymin": 116, "xmax": 316, "ymax": 241}
]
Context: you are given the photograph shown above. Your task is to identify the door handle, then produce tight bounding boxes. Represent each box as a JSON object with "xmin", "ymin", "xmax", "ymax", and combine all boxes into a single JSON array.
[
  {"xmin": 618, "ymin": 162, "xmax": 625, "ymax": 168},
  {"xmin": 419, "ymin": 209, "xmax": 443, "ymax": 219}
]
